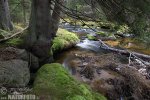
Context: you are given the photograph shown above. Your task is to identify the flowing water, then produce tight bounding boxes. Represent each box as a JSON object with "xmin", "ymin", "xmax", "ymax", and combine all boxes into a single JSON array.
[
  {"xmin": 55, "ymin": 23, "xmax": 150, "ymax": 99},
  {"xmin": 56, "ymin": 23, "xmax": 110, "ymax": 73}
]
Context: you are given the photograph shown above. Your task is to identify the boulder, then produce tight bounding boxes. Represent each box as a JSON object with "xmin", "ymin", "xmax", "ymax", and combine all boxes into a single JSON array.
[
  {"xmin": 0, "ymin": 60, "xmax": 30, "ymax": 87},
  {"xmin": 0, "ymin": 47, "xmax": 39, "ymax": 72},
  {"xmin": 33, "ymin": 63, "xmax": 106, "ymax": 100},
  {"xmin": 0, "ymin": 47, "xmax": 39, "ymax": 87}
]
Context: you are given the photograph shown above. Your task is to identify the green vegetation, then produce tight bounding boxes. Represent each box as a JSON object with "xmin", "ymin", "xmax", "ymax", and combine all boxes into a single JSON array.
[
  {"xmin": 52, "ymin": 28, "xmax": 79, "ymax": 52},
  {"xmin": 96, "ymin": 31, "xmax": 107, "ymax": 37},
  {"xmin": 33, "ymin": 63, "xmax": 107, "ymax": 100},
  {"xmin": 132, "ymin": 16, "xmax": 150, "ymax": 47},
  {"xmin": 87, "ymin": 34, "xmax": 96, "ymax": 40},
  {"xmin": 6, "ymin": 38, "xmax": 23, "ymax": 46},
  {"xmin": 61, "ymin": 18, "xmax": 98, "ymax": 28},
  {"xmin": 0, "ymin": 25, "xmax": 24, "ymax": 46},
  {"xmin": 116, "ymin": 24, "xmax": 130, "ymax": 34},
  {"xmin": 98, "ymin": 21, "xmax": 116, "ymax": 30},
  {"xmin": 1, "ymin": 27, "xmax": 79, "ymax": 52},
  {"xmin": 9, "ymin": 0, "xmax": 31, "ymax": 24}
]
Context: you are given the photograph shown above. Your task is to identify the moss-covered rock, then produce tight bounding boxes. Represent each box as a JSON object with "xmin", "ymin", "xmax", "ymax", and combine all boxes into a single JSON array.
[
  {"xmin": 33, "ymin": 63, "xmax": 107, "ymax": 100},
  {"xmin": 96, "ymin": 31, "xmax": 108, "ymax": 37},
  {"xmin": 87, "ymin": 34, "xmax": 96, "ymax": 40},
  {"xmin": 52, "ymin": 28, "xmax": 79, "ymax": 52},
  {"xmin": 96, "ymin": 31, "xmax": 116, "ymax": 39}
]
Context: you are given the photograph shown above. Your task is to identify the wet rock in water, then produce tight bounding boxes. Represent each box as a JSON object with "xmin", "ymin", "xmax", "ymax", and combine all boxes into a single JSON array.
[
  {"xmin": 83, "ymin": 62, "xmax": 88, "ymax": 66},
  {"xmin": 0, "ymin": 60, "xmax": 30, "ymax": 87}
]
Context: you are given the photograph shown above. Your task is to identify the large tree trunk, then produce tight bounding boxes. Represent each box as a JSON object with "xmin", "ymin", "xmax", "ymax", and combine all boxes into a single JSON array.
[
  {"xmin": 24, "ymin": 0, "xmax": 63, "ymax": 65},
  {"xmin": 0, "ymin": 0, "xmax": 13, "ymax": 30},
  {"xmin": 24, "ymin": 0, "xmax": 53, "ymax": 64}
]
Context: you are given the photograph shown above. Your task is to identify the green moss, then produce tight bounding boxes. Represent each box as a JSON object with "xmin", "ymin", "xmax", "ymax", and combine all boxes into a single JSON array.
[
  {"xmin": 5, "ymin": 38, "xmax": 23, "ymax": 46},
  {"xmin": 132, "ymin": 16, "xmax": 147, "ymax": 35},
  {"xmin": 52, "ymin": 28, "xmax": 79, "ymax": 52},
  {"xmin": 116, "ymin": 24, "xmax": 130, "ymax": 34},
  {"xmin": 62, "ymin": 18, "xmax": 98, "ymax": 27},
  {"xmin": 132, "ymin": 15, "xmax": 150, "ymax": 46},
  {"xmin": 87, "ymin": 34, "xmax": 96, "ymax": 40},
  {"xmin": 96, "ymin": 31, "xmax": 107, "ymax": 37},
  {"xmin": 66, "ymin": 95, "xmax": 86, "ymax": 100},
  {"xmin": 33, "ymin": 63, "xmax": 107, "ymax": 100}
]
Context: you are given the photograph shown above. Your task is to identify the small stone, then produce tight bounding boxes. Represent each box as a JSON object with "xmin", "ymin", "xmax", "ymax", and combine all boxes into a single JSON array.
[
  {"xmin": 75, "ymin": 54, "xmax": 78, "ymax": 56},
  {"xmin": 83, "ymin": 62, "xmax": 88, "ymax": 66}
]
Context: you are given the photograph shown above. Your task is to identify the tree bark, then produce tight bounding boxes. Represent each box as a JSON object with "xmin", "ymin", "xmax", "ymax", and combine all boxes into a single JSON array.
[
  {"xmin": 23, "ymin": 0, "xmax": 63, "ymax": 65},
  {"xmin": 24, "ymin": 0, "xmax": 53, "ymax": 64},
  {"xmin": 0, "ymin": 0, "xmax": 13, "ymax": 31},
  {"xmin": 50, "ymin": 0, "xmax": 63, "ymax": 37}
]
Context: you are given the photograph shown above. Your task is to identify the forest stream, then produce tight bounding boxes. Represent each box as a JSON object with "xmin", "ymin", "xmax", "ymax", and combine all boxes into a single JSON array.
[
  {"xmin": 1, "ymin": 0, "xmax": 150, "ymax": 100},
  {"xmin": 54, "ymin": 23, "xmax": 150, "ymax": 100}
]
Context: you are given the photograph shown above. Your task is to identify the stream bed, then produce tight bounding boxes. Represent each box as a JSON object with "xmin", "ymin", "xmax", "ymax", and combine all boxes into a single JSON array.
[{"xmin": 55, "ymin": 23, "xmax": 150, "ymax": 99}]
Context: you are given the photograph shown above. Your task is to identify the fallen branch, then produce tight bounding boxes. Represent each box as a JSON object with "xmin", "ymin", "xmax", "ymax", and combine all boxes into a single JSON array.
[
  {"xmin": 98, "ymin": 39, "xmax": 150, "ymax": 66},
  {"xmin": 0, "ymin": 26, "xmax": 28, "ymax": 42}
]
